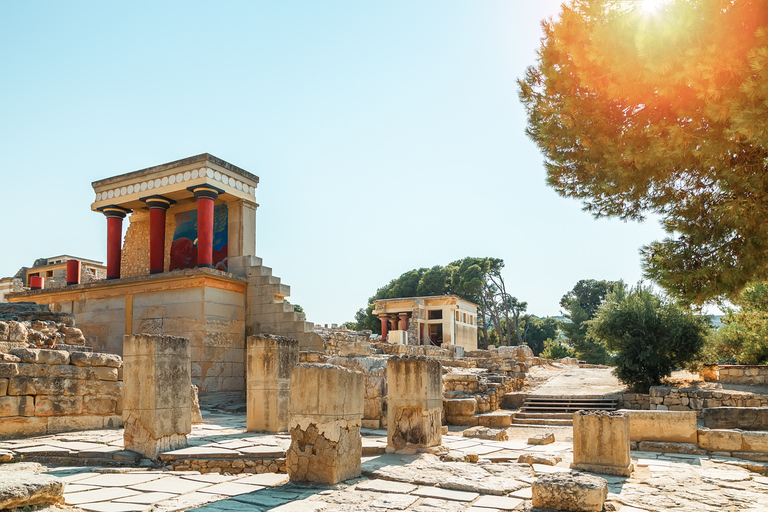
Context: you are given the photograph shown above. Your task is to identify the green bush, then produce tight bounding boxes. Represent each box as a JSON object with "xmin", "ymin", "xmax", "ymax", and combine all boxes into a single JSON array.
[{"xmin": 588, "ymin": 284, "xmax": 709, "ymax": 393}]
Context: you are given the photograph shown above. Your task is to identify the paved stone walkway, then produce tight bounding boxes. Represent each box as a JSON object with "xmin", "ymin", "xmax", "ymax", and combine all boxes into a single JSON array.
[
  {"xmin": 528, "ymin": 368, "xmax": 625, "ymax": 397},
  {"xmin": 2, "ymin": 409, "xmax": 768, "ymax": 511}
]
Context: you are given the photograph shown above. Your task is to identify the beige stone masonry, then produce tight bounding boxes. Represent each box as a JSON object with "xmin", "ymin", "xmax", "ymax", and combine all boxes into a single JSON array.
[
  {"xmin": 122, "ymin": 334, "xmax": 191, "ymax": 460},
  {"xmin": 571, "ymin": 410, "xmax": 633, "ymax": 476},
  {"xmin": 247, "ymin": 334, "xmax": 298, "ymax": 432},
  {"xmin": 286, "ymin": 363, "xmax": 364, "ymax": 485},
  {"xmin": 621, "ymin": 409, "xmax": 698, "ymax": 444},
  {"xmin": 387, "ymin": 355, "xmax": 443, "ymax": 451}
]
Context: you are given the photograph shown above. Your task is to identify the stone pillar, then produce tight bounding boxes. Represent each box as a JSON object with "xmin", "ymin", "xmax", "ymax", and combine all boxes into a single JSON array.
[
  {"xmin": 379, "ymin": 315, "xmax": 389, "ymax": 342},
  {"xmin": 100, "ymin": 206, "xmax": 131, "ymax": 280},
  {"xmin": 571, "ymin": 410, "xmax": 633, "ymax": 476},
  {"xmin": 66, "ymin": 260, "xmax": 81, "ymax": 285},
  {"xmin": 122, "ymin": 334, "xmax": 191, "ymax": 460},
  {"xmin": 390, "ymin": 316, "xmax": 399, "ymax": 331},
  {"xmin": 287, "ymin": 363, "xmax": 364, "ymax": 485},
  {"xmin": 386, "ymin": 355, "xmax": 443, "ymax": 451},
  {"xmin": 188, "ymin": 186, "xmax": 221, "ymax": 269},
  {"xmin": 399, "ymin": 312, "xmax": 409, "ymax": 332},
  {"xmin": 247, "ymin": 334, "xmax": 299, "ymax": 432},
  {"xmin": 142, "ymin": 195, "xmax": 175, "ymax": 275}
]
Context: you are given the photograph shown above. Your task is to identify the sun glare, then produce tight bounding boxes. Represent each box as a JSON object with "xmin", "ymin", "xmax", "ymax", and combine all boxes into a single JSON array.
[{"xmin": 640, "ymin": 0, "xmax": 667, "ymax": 14}]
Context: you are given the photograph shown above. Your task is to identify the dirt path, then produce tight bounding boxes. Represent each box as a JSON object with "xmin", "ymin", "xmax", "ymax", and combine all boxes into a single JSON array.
[{"xmin": 528, "ymin": 367, "xmax": 626, "ymax": 396}]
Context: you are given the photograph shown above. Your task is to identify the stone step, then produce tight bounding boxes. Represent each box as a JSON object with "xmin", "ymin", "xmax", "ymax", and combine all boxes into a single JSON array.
[
  {"xmin": 509, "ymin": 417, "xmax": 574, "ymax": 426},
  {"xmin": 514, "ymin": 412, "xmax": 573, "ymax": 420},
  {"xmin": 521, "ymin": 406, "xmax": 615, "ymax": 412},
  {"xmin": 477, "ymin": 412, "xmax": 513, "ymax": 428}
]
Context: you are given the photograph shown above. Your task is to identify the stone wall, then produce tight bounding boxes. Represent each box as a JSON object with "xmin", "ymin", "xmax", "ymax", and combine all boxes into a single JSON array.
[
  {"xmin": 120, "ymin": 210, "xmax": 151, "ymax": 279},
  {"xmin": 650, "ymin": 386, "xmax": 768, "ymax": 414},
  {"xmin": 716, "ymin": 365, "xmax": 768, "ymax": 384},
  {"xmin": 0, "ymin": 348, "xmax": 122, "ymax": 439},
  {"xmin": 328, "ymin": 356, "xmax": 388, "ymax": 429},
  {"xmin": 617, "ymin": 393, "xmax": 651, "ymax": 410}
]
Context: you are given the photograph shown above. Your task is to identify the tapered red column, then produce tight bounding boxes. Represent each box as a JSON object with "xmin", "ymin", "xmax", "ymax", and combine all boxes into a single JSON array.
[
  {"xmin": 100, "ymin": 206, "xmax": 131, "ymax": 280},
  {"xmin": 379, "ymin": 315, "xmax": 389, "ymax": 342},
  {"xmin": 142, "ymin": 196, "xmax": 175, "ymax": 274},
  {"xmin": 399, "ymin": 313, "xmax": 409, "ymax": 331},
  {"xmin": 188, "ymin": 186, "xmax": 221, "ymax": 269}
]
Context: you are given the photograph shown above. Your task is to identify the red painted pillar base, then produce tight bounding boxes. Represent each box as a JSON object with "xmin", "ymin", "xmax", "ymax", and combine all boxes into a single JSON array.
[
  {"xmin": 143, "ymin": 196, "xmax": 175, "ymax": 275},
  {"xmin": 189, "ymin": 186, "xmax": 221, "ymax": 269},
  {"xmin": 66, "ymin": 260, "xmax": 81, "ymax": 285}
]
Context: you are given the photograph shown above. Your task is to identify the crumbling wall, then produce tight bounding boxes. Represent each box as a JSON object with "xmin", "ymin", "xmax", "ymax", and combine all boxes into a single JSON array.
[
  {"xmin": 0, "ymin": 348, "xmax": 123, "ymax": 439},
  {"xmin": 650, "ymin": 386, "xmax": 768, "ymax": 415},
  {"xmin": 717, "ymin": 365, "xmax": 768, "ymax": 384},
  {"xmin": 328, "ymin": 356, "xmax": 388, "ymax": 429}
]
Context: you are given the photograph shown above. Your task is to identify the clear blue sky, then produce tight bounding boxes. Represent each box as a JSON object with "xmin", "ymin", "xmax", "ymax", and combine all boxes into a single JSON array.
[{"xmin": 0, "ymin": 1, "xmax": 670, "ymax": 324}]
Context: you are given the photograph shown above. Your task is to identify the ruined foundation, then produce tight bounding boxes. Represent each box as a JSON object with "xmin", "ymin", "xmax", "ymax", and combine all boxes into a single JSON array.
[
  {"xmin": 387, "ymin": 355, "xmax": 443, "ymax": 451},
  {"xmin": 122, "ymin": 334, "xmax": 191, "ymax": 460},
  {"xmin": 571, "ymin": 410, "xmax": 633, "ymax": 476},
  {"xmin": 246, "ymin": 334, "xmax": 298, "ymax": 432},
  {"xmin": 286, "ymin": 363, "xmax": 363, "ymax": 485}
]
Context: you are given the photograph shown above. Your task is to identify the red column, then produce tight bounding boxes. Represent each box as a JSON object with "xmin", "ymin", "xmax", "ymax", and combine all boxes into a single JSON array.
[
  {"xmin": 379, "ymin": 315, "xmax": 389, "ymax": 342},
  {"xmin": 390, "ymin": 316, "xmax": 399, "ymax": 331},
  {"xmin": 190, "ymin": 187, "xmax": 220, "ymax": 269},
  {"xmin": 143, "ymin": 196, "xmax": 174, "ymax": 274},
  {"xmin": 399, "ymin": 313, "xmax": 409, "ymax": 332},
  {"xmin": 66, "ymin": 260, "xmax": 81, "ymax": 285},
  {"xmin": 101, "ymin": 207, "xmax": 130, "ymax": 280}
]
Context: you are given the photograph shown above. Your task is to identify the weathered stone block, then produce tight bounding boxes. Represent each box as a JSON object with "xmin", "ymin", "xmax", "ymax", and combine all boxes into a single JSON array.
[
  {"xmin": 0, "ymin": 471, "xmax": 63, "ymax": 509},
  {"xmin": 70, "ymin": 351, "xmax": 122, "ymax": 368},
  {"xmin": 637, "ymin": 441, "xmax": 703, "ymax": 454},
  {"xmin": 444, "ymin": 398, "xmax": 477, "ymax": 417},
  {"xmin": 247, "ymin": 334, "xmax": 298, "ymax": 432},
  {"xmin": 702, "ymin": 406, "xmax": 768, "ymax": 431},
  {"xmin": 90, "ymin": 366, "xmax": 119, "ymax": 381},
  {"xmin": 122, "ymin": 334, "xmax": 191, "ymax": 460},
  {"xmin": 82, "ymin": 395, "xmax": 118, "ymax": 415},
  {"xmin": 387, "ymin": 356, "xmax": 442, "ymax": 451},
  {"xmin": 16, "ymin": 364, "xmax": 48, "ymax": 378},
  {"xmin": 8, "ymin": 322, "xmax": 28, "ymax": 343},
  {"xmin": 0, "ymin": 321, "xmax": 8, "ymax": 341},
  {"xmin": 0, "ymin": 416, "xmax": 47, "ymax": 439},
  {"xmin": 529, "ymin": 432, "xmax": 555, "ymax": 445},
  {"xmin": 0, "ymin": 363, "xmax": 19, "ymax": 379},
  {"xmin": 48, "ymin": 415, "xmax": 109, "ymax": 434},
  {"xmin": 0, "ymin": 379, "xmax": 7, "ymax": 396},
  {"xmin": 532, "ymin": 473, "xmax": 608, "ymax": 512},
  {"xmin": 622, "ymin": 409, "xmax": 697, "ymax": 443},
  {"xmin": 287, "ymin": 363, "xmax": 364, "ymax": 485},
  {"xmin": 0, "ymin": 395, "xmax": 35, "ymax": 417},
  {"xmin": 7, "ymin": 377, "xmax": 84, "ymax": 396},
  {"xmin": 571, "ymin": 410, "xmax": 633, "ymax": 476},
  {"xmin": 49, "ymin": 365, "xmax": 89, "ymax": 379},
  {"xmin": 698, "ymin": 428, "xmax": 743, "ymax": 452},
  {"xmin": 34, "ymin": 395, "xmax": 83, "ymax": 416}
]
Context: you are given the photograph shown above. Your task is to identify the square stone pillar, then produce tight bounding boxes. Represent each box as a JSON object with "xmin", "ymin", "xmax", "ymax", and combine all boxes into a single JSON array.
[
  {"xmin": 122, "ymin": 334, "xmax": 191, "ymax": 460},
  {"xmin": 286, "ymin": 363, "xmax": 364, "ymax": 485},
  {"xmin": 571, "ymin": 410, "xmax": 633, "ymax": 476},
  {"xmin": 387, "ymin": 355, "xmax": 443, "ymax": 451},
  {"xmin": 247, "ymin": 334, "xmax": 299, "ymax": 432}
]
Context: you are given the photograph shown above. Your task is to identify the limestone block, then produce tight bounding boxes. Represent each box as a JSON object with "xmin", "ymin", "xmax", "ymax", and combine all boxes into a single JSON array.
[
  {"xmin": 90, "ymin": 366, "xmax": 119, "ymax": 381},
  {"xmin": 247, "ymin": 334, "xmax": 298, "ymax": 432},
  {"xmin": 0, "ymin": 471, "xmax": 64, "ymax": 509},
  {"xmin": 0, "ymin": 363, "xmax": 19, "ymax": 379},
  {"xmin": 571, "ymin": 410, "xmax": 633, "ymax": 476},
  {"xmin": 622, "ymin": 409, "xmax": 697, "ymax": 443},
  {"xmin": 287, "ymin": 363, "xmax": 364, "ymax": 485},
  {"xmin": 82, "ymin": 380, "xmax": 122, "ymax": 396},
  {"xmin": 698, "ymin": 428, "xmax": 743, "ymax": 452},
  {"xmin": 0, "ymin": 396, "xmax": 35, "ymax": 417},
  {"xmin": 0, "ymin": 321, "xmax": 8, "ymax": 341},
  {"xmin": 387, "ymin": 356, "xmax": 443, "ymax": 450},
  {"xmin": 741, "ymin": 431, "xmax": 768, "ymax": 452},
  {"xmin": 702, "ymin": 407, "xmax": 768, "ymax": 430},
  {"xmin": 532, "ymin": 473, "xmax": 608, "ymax": 512},
  {"xmin": 16, "ymin": 364, "xmax": 48, "ymax": 378},
  {"xmin": 0, "ymin": 416, "xmax": 48, "ymax": 439},
  {"xmin": 0, "ymin": 353, "xmax": 20, "ymax": 362},
  {"xmin": 34, "ymin": 395, "xmax": 83, "ymax": 416},
  {"xmin": 47, "ymin": 414, "xmax": 110, "ymax": 434},
  {"xmin": 8, "ymin": 322, "xmax": 28, "ymax": 343},
  {"xmin": 49, "ymin": 365, "xmax": 90, "ymax": 379},
  {"xmin": 463, "ymin": 426, "xmax": 508, "ymax": 441},
  {"xmin": 0, "ymin": 379, "xmax": 7, "ymax": 396},
  {"xmin": 7, "ymin": 377, "xmax": 84, "ymax": 396},
  {"xmin": 636, "ymin": 441, "xmax": 703, "ymax": 454},
  {"xmin": 61, "ymin": 326, "xmax": 86, "ymax": 346},
  {"xmin": 529, "ymin": 432, "xmax": 555, "ymax": 445},
  {"xmin": 444, "ymin": 398, "xmax": 477, "ymax": 417},
  {"xmin": 82, "ymin": 395, "xmax": 118, "ymax": 415},
  {"xmin": 122, "ymin": 334, "xmax": 191, "ymax": 460},
  {"xmin": 70, "ymin": 351, "xmax": 122, "ymax": 367},
  {"xmin": 518, "ymin": 453, "xmax": 562, "ymax": 466}
]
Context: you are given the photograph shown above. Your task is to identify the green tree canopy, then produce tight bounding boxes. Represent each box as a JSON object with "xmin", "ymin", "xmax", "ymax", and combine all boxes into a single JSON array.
[
  {"xmin": 588, "ymin": 283, "xmax": 709, "ymax": 392},
  {"xmin": 704, "ymin": 282, "xmax": 768, "ymax": 364},
  {"xmin": 519, "ymin": 0, "xmax": 768, "ymax": 305},
  {"xmin": 559, "ymin": 279, "xmax": 619, "ymax": 363}
]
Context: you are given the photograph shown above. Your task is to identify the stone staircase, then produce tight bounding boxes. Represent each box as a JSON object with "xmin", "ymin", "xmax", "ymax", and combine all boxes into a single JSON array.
[
  {"xmin": 508, "ymin": 395, "xmax": 619, "ymax": 427},
  {"xmin": 240, "ymin": 256, "xmax": 324, "ymax": 350}
]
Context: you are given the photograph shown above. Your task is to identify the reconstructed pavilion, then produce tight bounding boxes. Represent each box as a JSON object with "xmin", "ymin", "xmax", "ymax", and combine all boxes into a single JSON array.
[
  {"xmin": 372, "ymin": 295, "xmax": 478, "ymax": 351},
  {"xmin": 7, "ymin": 154, "xmax": 322, "ymax": 392}
]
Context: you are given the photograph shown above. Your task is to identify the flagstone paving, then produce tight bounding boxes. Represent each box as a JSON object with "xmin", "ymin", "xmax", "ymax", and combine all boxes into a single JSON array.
[{"xmin": 2, "ymin": 408, "xmax": 768, "ymax": 511}]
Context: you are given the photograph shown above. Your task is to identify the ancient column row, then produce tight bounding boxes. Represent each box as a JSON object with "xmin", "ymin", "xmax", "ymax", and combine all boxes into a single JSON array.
[
  {"xmin": 98, "ymin": 185, "xmax": 221, "ymax": 280},
  {"xmin": 377, "ymin": 312, "xmax": 410, "ymax": 342}
]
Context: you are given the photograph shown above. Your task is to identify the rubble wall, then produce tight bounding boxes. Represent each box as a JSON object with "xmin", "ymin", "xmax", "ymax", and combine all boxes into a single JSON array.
[
  {"xmin": 650, "ymin": 386, "xmax": 768, "ymax": 415},
  {"xmin": 0, "ymin": 348, "xmax": 123, "ymax": 439}
]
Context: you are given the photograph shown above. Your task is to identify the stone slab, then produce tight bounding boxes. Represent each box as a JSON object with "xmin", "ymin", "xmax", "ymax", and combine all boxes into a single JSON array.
[
  {"xmin": 0, "ymin": 470, "xmax": 64, "ymax": 509},
  {"xmin": 411, "ymin": 486, "xmax": 479, "ymax": 502},
  {"xmin": 355, "ymin": 479, "xmax": 418, "ymax": 494}
]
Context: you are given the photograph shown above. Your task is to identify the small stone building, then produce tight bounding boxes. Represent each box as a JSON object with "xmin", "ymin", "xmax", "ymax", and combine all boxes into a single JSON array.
[
  {"xmin": 6, "ymin": 154, "xmax": 323, "ymax": 393},
  {"xmin": 373, "ymin": 295, "xmax": 478, "ymax": 351}
]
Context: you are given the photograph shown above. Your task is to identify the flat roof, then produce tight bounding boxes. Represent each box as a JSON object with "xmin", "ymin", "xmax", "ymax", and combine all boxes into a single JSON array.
[{"xmin": 373, "ymin": 294, "xmax": 478, "ymax": 307}]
